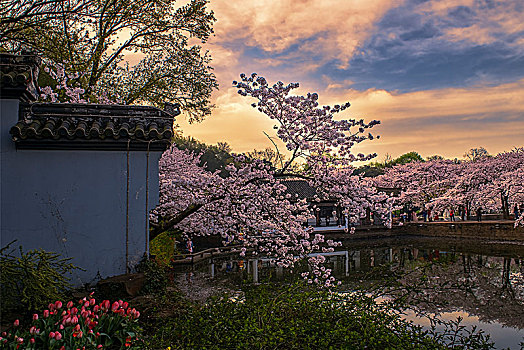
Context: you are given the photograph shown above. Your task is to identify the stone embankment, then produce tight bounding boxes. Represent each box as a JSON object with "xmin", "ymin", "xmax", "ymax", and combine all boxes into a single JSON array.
[{"xmin": 325, "ymin": 221, "xmax": 524, "ymax": 242}]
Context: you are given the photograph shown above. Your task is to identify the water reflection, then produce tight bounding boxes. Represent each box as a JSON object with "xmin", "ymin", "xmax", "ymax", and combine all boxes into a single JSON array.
[
  {"xmin": 340, "ymin": 244, "xmax": 524, "ymax": 331},
  {"xmin": 336, "ymin": 238, "xmax": 524, "ymax": 349}
]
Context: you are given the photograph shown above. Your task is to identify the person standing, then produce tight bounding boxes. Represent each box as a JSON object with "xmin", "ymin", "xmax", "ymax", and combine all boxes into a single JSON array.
[
  {"xmin": 450, "ymin": 208, "xmax": 455, "ymax": 222},
  {"xmin": 476, "ymin": 207, "xmax": 482, "ymax": 222},
  {"xmin": 514, "ymin": 204, "xmax": 520, "ymax": 220},
  {"xmin": 186, "ymin": 238, "xmax": 194, "ymax": 254}
]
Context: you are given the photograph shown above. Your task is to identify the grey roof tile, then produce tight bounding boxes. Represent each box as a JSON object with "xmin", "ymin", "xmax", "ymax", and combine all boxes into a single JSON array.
[{"xmin": 10, "ymin": 103, "xmax": 177, "ymax": 150}]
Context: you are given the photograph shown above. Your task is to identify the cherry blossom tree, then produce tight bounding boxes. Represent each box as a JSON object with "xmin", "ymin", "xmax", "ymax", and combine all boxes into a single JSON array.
[
  {"xmin": 375, "ymin": 148, "xmax": 524, "ymax": 223},
  {"xmin": 153, "ymin": 73, "xmax": 390, "ymax": 286},
  {"xmin": 475, "ymin": 149, "xmax": 524, "ymax": 218},
  {"xmin": 374, "ymin": 159, "xmax": 459, "ymax": 213}
]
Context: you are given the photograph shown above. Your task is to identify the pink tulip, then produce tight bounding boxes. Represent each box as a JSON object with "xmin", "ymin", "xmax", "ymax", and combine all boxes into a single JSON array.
[
  {"xmin": 13, "ymin": 319, "xmax": 19, "ymax": 327},
  {"xmin": 55, "ymin": 332, "xmax": 62, "ymax": 340},
  {"xmin": 32, "ymin": 313, "xmax": 38, "ymax": 320},
  {"xmin": 30, "ymin": 338, "xmax": 35, "ymax": 344},
  {"xmin": 67, "ymin": 301, "xmax": 74, "ymax": 309},
  {"xmin": 55, "ymin": 301, "xmax": 63, "ymax": 309},
  {"xmin": 49, "ymin": 332, "xmax": 55, "ymax": 338}
]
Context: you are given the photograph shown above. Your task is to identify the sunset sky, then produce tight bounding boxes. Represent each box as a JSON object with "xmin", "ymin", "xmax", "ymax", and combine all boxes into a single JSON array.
[{"xmin": 177, "ymin": 0, "xmax": 524, "ymax": 162}]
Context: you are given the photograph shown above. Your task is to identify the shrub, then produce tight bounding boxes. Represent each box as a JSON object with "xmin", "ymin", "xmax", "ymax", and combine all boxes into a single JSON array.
[
  {"xmin": 0, "ymin": 242, "xmax": 78, "ymax": 318},
  {"xmin": 149, "ymin": 231, "xmax": 177, "ymax": 265},
  {"xmin": 145, "ymin": 283, "xmax": 494, "ymax": 349},
  {"xmin": 135, "ymin": 257, "xmax": 168, "ymax": 296},
  {"xmin": 0, "ymin": 294, "xmax": 142, "ymax": 349}
]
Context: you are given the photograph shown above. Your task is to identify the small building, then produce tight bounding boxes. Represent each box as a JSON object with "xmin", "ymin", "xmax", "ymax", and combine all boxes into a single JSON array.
[
  {"xmin": 280, "ymin": 178, "xmax": 347, "ymax": 230},
  {"xmin": 280, "ymin": 179, "xmax": 399, "ymax": 229},
  {"xmin": 1, "ymin": 53, "xmax": 176, "ymax": 284}
]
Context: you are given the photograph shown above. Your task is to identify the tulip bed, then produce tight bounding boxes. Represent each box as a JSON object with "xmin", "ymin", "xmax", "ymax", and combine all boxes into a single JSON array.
[{"xmin": 0, "ymin": 294, "xmax": 142, "ymax": 349}]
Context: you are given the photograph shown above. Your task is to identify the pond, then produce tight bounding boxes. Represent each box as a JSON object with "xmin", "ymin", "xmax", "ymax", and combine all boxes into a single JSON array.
[{"xmin": 178, "ymin": 236, "xmax": 524, "ymax": 349}]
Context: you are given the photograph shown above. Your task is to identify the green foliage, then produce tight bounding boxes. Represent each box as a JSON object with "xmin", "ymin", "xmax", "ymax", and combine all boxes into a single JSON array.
[
  {"xmin": 2, "ymin": 0, "xmax": 218, "ymax": 121},
  {"xmin": 0, "ymin": 242, "xmax": 78, "ymax": 318},
  {"xmin": 393, "ymin": 151, "xmax": 424, "ymax": 165},
  {"xmin": 143, "ymin": 283, "xmax": 494, "ymax": 349},
  {"xmin": 149, "ymin": 231, "xmax": 177, "ymax": 265},
  {"xmin": 353, "ymin": 164, "xmax": 385, "ymax": 177},
  {"xmin": 357, "ymin": 151, "xmax": 425, "ymax": 177},
  {"xmin": 173, "ymin": 135, "xmax": 234, "ymax": 176},
  {"xmin": 463, "ymin": 147, "xmax": 490, "ymax": 161},
  {"xmin": 0, "ymin": 296, "xmax": 142, "ymax": 349},
  {"xmin": 135, "ymin": 258, "xmax": 168, "ymax": 296}
]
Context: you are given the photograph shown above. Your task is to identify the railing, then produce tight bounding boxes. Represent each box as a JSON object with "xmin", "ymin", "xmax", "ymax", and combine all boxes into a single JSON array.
[{"xmin": 171, "ymin": 244, "xmax": 248, "ymax": 265}]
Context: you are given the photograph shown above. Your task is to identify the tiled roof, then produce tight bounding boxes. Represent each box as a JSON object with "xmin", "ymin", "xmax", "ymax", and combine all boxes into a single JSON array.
[
  {"xmin": 0, "ymin": 53, "xmax": 40, "ymax": 102},
  {"xmin": 279, "ymin": 178, "xmax": 317, "ymax": 199},
  {"xmin": 10, "ymin": 103, "xmax": 177, "ymax": 151}
]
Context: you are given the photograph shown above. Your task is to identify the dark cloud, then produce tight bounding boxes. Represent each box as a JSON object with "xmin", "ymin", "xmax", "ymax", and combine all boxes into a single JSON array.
[
  {"xmin": 313, "ymin": 1, "xmax": 524, "ymax": 92},
  {"xmin": 399, "ymin": 22, "xmax": 442, "ymax": 41},
  {"xmin": 446, "ymin": 6, "xmax": 476, "ymax": 28}
]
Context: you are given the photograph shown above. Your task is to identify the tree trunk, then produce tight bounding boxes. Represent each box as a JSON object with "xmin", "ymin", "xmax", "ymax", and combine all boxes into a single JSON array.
[{"xmin": 501, "ymin": 193, "xmax": 510, "ymax": 219}]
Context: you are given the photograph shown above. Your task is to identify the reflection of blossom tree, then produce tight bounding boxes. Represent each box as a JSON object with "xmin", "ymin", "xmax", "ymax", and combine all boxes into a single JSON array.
[{"xmin": 370, "ymin": 253, "xmax": 524, "ymax": 330}]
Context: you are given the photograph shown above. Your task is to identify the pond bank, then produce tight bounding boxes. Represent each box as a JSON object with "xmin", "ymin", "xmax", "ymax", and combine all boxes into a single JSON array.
[{"xmin": 325, "ymin": 221, "xmax": 524, "ymax": 242}]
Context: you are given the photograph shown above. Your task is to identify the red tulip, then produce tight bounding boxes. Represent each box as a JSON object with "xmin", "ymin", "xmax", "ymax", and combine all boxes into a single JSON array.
[{"xmin": 111, "ymin": 301, "xmax": 119, "ymax": 312}]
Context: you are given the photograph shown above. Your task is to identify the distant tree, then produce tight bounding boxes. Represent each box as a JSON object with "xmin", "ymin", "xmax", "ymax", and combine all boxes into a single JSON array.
[
  {"xmin": 353, "ymin": 165, "xmax": 384, "ymax": 177},
  {"xmin": 426, "ymin": 155, "xmax": 444, "ymax": 161},
  {"xmin": 391, "ymin": 151, "xmax": 424, "ymax": 166},
  {"xmin": 383, "ymin": 153, "xmax": 393, "ymax": 167},
  {"xmin": 246, "ymin": 148, "xmax": 285, "ymax": 169},
  {"xmin": 368, "ymin": 151, "xmax": 424, "ymax": 171},
  {"xmin": 1, "ymin": 0, "xmax": 218, "ymax": 122},
  {"xmin": 463, "ymin": 147, "xmax": 489, "ymax": 161},
  {"xmin": 172, "ymin": 135, "xmax": 233, "ymax": 175}
]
